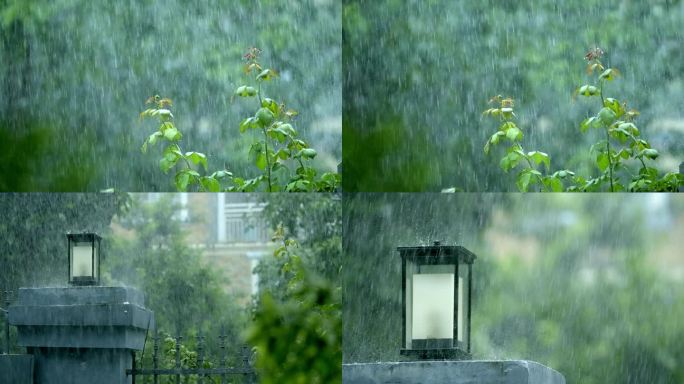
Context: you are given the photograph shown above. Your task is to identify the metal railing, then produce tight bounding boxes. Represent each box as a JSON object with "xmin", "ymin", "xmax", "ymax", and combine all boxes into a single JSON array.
[
  {"xmin": 1, "ymin": 289, "xmax": 14, "ymax": 354},
  {"xmin": 127, "ymin": 327, "xmax": 256, "ymax": 384}
]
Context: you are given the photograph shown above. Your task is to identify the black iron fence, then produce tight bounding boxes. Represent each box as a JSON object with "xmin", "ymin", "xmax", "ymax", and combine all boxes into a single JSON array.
[
  {"xmin": 1, "ymin": 289, "xmax": 16, "ymax": 355},
  {"xmin": 128, "ymin": 328, "xmax": 257, "ymax": 384}
]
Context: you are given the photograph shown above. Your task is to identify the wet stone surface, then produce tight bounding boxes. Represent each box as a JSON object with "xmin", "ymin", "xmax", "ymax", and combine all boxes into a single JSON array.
[{"xmin": 343, "ymin": 360, "xmax": 566, "ymax": 384}]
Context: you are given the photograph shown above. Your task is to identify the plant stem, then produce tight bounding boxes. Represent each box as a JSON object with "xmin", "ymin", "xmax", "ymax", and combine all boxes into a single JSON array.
[
  {"xmin": 628, "ymin": 135, "xmax": 648, "ymax": 172},
  {"xmin": 599, "ymin": 79, "xmax": 614, "ymax": 192},
  {"xmin": 255, "ymin": 78, "xmax": 272, "ymax": 191},
  {"xmin": 604, "ymin": 128, "xmax": 614, "ymax": 191},
  {"xmin": 257, "ymin": 81, "xmax": 263, "ymax": 107},
  {"xmin": 262, "ymin": 127, "xmax": 272, "ymax": 192},
  {"xmin": 524, "ymin": 156, "xmax": 547, "ymax": 192},
  {"xmin": 516, "ymin": 144, "xmax": 547, "ymax": 192}
]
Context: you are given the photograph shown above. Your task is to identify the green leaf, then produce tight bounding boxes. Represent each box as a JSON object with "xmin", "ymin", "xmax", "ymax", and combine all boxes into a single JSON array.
[
  {"xmin": 552, "ymin": 169, "xmax": 575, "ymax": 179},
  {"xmin": 199, "ymin": 176, "xmax": 220, "ymax": 192},
  {"xmin": 499, "ymin": 151, "xmax": 521, "ymax": 172},
  {"xmin": 175, "ymin": 171, "xmax": 191, "ymax": 191},
  {"xmin": 482, "ymin": 108, "xmax": 501, "ymax": 117},
  {"xmin": 267, "ymin": 127, "xmax": 287, "ymax": 143},
  {"xmin": 490, "ymin": 131, "xmax": 505, "ymax": 146},
  {"xmin": 640, "ymin": 148, "xmax": 659, "ymax": 160},
  {"xmin": 609, "ymin": 124, "xmax": 631, "ymax": 142},
  {"xmin": 256, "ymin": 68, "xmax": 278, "ymax": 81},
  {"xmin": 300, "ymin": 148, "xmax": 317, "ymax": 159},
  {"xmin": 160, "ymin": 156, "xmax": 178, "ymax": 173},
  {"xmin": 580, "ymin": 117, "xmax": 596, "ymax": 133},
  {"xmin": 498, "ymin": 121, "xmax": 517, "ymax": 132},
  {"xmin": 639, "ymin": 166, "xmax": 658, "ymax": 179},
  {"xmin": 240, "ymin": 117, "xmax": 258, "ymax": 133},
  {"xmin": 255, "ymin": 152, "xmax": 268, "ymax": 170},
  {"xmin": 235, "ymin": 85, "xmax": 257, "ymax": 97},
  {"xmin": 278, "ymin": 123, "xmax": 297, "ymax": 136},
  {"xmin": 599, "ymin": 68, "xmax": 618, "ymax": 81},
  {"xmin": 139, "ymin": 108, "xmax": 157, "ymax": 120},
  {"xmin": 276, "ymin": 148, "xmax": 291, "ymax": 160},
  {"xmin": 596, "ymin": 152, "xmax": 610, "ymax": 172},
  {"xmin": 598, "ymin": 107, "xmax": 617, "ymax": 126},
  {"xmin": 618, "ymin": 122, "xmax": 639, "ymax": 136},
  {"xmin": 210, "ymin": 170, "xmax": 233, "ymax": 180},
  {"xmin": 149, "ymin": 131, "xmax": 163, "ymax": 146},
  {"xmin": 256, "ymin": 107, "xmax": 275, "ymax": 127},
  {"xmin": 516, "ymin": 170, "xmax": 533, "ymax": 192},
  {"xmin": 616, "ymin": 148, "xmax": 631, "ymax": 160},
  {"xmin": 185, "ymin": 151, "xmax": 208, "ymax": 171},
  {"xmin": 543, "ymin": 176, "xmax": 564, "ymax": 192},
  {"xmin": 527, "ymin": 151, "xmax": 550, "ymax": 170},
  {"xmin": 163, "ymin": 126, "xmax": 181, "ymax": 141},
  {"xmin": 158, "ymin": 109, "xmax": 174, "ymax": 121},
  {"xmin": 578, "ymin": 85, "xmax": 599, "ymax": 96},
  {"xmin": 271, "ymin": 162, "xmax": 286, "ymax": 174},
  {"xmin": 505, "ymin": 126, "xmax": 523, "ymax": 142},
  {"xmin": 501, "ymin": 107, "xmax": 515, "ymax": 119},
  {"xmin": 261, "ymin": 98, "xmax": 279, "ymax": 114},
  {"xmin": 603, "ymin": 98, "xmax": 623, "ymax": 117}
]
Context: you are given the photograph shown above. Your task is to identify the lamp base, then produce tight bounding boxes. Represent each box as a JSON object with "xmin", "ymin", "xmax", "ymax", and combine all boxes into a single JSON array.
[
  {"xmin": 69, "ymin": 277, "xmax": 98, "ymax": 286},
  {"xmin": 400, "ymin": 348, "xmax": 471, "ymax": 360}
]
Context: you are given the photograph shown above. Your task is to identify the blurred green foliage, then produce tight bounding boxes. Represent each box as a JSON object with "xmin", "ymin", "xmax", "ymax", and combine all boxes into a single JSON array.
[
  {"xmin": 248, "ymin": 194, "xmax": 342, "ymax": 383},
  {"xmin": 343, "ymin": 0, "xmax": 684, "ymax": 191},
  {"xmin": 343, "ymin": 193, "xmax": 684, "ymax": 383},
  {"xmin": 248, "ymin": 235, "xmax": 341, "ymax": 384},
  {"xmin": 107, "ymin": 195, "xmax": 250, "ymax": 382},
  {"xmin": 106, "ymin": 195, "xmax": 246, "ymax": 337},
  {"xmin": 0, "ymin": 0, "xmax": 340, "ymax": 191}
]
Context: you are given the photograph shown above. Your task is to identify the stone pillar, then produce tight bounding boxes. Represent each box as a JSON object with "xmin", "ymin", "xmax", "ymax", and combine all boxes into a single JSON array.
[
  {"xmin": 8, "ymin": 286, "xmax": 153, "ymax": 384},
  {"xmin": 0, "ymin": 354, "xmax": 34, "ymax": 384},
  {"xmin": 343, "ymin": 360, "xmax": 566, "ymax": 384}
]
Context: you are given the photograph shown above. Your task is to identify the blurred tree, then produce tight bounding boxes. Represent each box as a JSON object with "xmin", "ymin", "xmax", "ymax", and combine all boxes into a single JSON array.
[
  {"xmin": 106, "ymin": 195, "xmax": 245, "ymax": 337},
  {"xmin": 105, "ymin": 195, "xmax": 248, "ymax": 376},
  {"xmin": 476, "ymin": 195, "xmax": 684, "ymax": 384},
  {"xmin": 248, "ymin": 194, "xmax": 342, "ymax": 383},
  {"xmin": 247, "ymin": 235, "xmax": 341, "ymax": 384},
  {"xmin": 258, "ymin": 193, "xmax": 341, "ymax": 284}
]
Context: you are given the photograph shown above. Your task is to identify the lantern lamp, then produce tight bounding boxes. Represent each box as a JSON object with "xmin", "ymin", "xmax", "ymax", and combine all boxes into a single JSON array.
[
  {"xmin": 399, "ymin": 241, "xmax": 475, "ymax": 360},
  {"xmin": 67, "ymin": 232, "xmax": 101, "ymax": 286}
]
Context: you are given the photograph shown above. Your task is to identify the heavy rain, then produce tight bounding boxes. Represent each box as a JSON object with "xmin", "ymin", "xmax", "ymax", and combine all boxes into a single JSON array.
[
  {"xmin": 343, "ymin": 193, "xmax": 684, "ymax": 383},
  {"xmin": 0, "ymin": 1, "xmax": 341, "ymax": 191},
  {"xmin": 2, "ymin": 1, "xmax": 684, "ymax": 383},
  {"xmin": 343, "ymin": 0, "xmax": 683, "ymax": 192},
  {"xmin": 0, "ymin": 192, "xmax": 341, "ymax": 383}
]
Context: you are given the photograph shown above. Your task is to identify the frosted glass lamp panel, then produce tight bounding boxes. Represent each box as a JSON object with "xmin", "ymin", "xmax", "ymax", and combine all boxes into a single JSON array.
[
  {"xmin": 458, "ymin": 264, "xmax": 470, "ymax": 344},
  {"xmin": 72, "ymin": 243, "xmax": 93, "ymax": 277},
  {"xmin": 457, "ymin": 276, "xmax": 464, "ymax": 341},
  {"xmin": 412, "ymin": 273, "xmax": 454, "ymax": 339}
]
